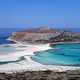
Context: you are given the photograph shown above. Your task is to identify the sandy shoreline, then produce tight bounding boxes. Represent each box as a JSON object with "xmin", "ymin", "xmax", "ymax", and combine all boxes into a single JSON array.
[{"xmin": 0, "ymin": 43, "xmax": 80, "ymax": 73}]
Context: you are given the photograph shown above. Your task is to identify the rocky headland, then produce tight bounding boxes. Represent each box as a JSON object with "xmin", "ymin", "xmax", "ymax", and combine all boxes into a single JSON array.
[{"xmin": 10, "ymin": 27, "xmax": 80, "ymax": 44}]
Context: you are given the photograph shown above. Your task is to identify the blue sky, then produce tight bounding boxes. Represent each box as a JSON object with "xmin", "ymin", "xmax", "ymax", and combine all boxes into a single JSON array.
[{"xmin": 0, "ymin": 0, "xmax": 80, "ymax": 28}]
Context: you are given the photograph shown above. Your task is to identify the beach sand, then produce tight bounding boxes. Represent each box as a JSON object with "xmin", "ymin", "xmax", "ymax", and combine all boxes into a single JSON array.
[{"xmin": 0, "ymin": 43, "xmax": 80, "ymax": 73}]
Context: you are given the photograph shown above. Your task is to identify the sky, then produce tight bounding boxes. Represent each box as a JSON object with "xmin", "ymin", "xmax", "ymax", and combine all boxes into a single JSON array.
[{"xmin": 0, "ymin": 0, "xmax": 80, "ymax": 28}]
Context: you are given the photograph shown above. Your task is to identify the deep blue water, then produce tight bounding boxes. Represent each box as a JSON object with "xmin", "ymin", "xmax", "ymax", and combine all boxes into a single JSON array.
[
  {"xmin": 0, "ymin": 28, "xmax": 24, "ymax": 44},
  {"xmin": 64, "ymin": 28, "xmax": 80, "ymax": 32}
]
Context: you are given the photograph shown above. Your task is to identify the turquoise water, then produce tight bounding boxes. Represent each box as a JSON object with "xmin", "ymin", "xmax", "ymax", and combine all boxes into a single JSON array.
[{"xmin": 32, "ymin": 43, "xmax": 80, "ymax": 66}]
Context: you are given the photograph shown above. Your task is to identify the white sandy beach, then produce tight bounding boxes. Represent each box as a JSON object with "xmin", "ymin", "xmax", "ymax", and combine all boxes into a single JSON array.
[{"xmin": 0, "ymin": 43, "xmax": 80, "ymax": 73}]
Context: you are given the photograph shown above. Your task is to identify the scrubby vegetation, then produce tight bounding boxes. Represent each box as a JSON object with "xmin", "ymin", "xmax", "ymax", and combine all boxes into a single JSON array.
[{"xmin": 0, "ymin": 70, "xmax": 80, "ymax": 80}]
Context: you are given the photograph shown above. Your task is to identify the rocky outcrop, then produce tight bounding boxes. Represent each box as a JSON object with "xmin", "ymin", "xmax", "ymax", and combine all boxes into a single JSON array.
[
  {"xmin": 10, "ymin": 27, "xmax": 62, "ymax": 43},
  {"xmin": 0, "ymin": 70, "xmax": 80, "ymax": 80},
  {"xmin": 10, "ymin": 27, "xmax": 80, "ymax": 43}
]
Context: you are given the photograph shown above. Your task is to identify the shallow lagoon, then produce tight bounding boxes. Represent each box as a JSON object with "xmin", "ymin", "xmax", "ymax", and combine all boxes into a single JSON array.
[
  {"xmin": 0, "ymin": 44, "xmax": 26, "ymax": 64},
  {"xmin": 0, "ymin": 45, "xmax": 18, "ymax": 54},
  {"xmin": 32, "ymin": 43, "xmax": 80, "ymax": 66}
]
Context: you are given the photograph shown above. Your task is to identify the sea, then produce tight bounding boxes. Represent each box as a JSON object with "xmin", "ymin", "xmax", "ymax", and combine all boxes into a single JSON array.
[
  {"xmin": 0, "ymin": 28, "xmax": 80, "ymax": 44},
  {"xmin": 0, "ymin": 28, "xmax": 80, "ymax": 65},
  {"xmin": 0, "ymin": 28, "xmax": 24, "ymax": 44}
]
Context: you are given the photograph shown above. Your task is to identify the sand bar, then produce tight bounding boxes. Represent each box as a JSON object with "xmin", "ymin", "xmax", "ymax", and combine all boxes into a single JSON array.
[{"xmin": 0, "ymin": 43, "xmax": 80, "ymax": 73}]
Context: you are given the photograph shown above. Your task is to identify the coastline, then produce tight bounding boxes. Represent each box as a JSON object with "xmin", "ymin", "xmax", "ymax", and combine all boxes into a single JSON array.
[
  {"xmin": 0, "ymin": 43, "xmax": 80, "ymax": 73},
  {"xmin": 50, "ymin": 41, "xmax": 80, "ymax": 45}
]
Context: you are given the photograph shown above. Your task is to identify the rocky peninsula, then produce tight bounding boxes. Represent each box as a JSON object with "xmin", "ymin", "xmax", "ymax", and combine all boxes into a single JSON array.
[
  {"xmin": 10, "ymin": 27, "xmax": 80, "ymax": 44},
  {"xmin": 0, "ymin": 27, "xmax": 80, "ymax": 80}
]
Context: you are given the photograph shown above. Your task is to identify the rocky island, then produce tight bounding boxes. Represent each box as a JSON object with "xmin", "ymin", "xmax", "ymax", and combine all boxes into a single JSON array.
[
  {"xmin": 0, "ymin": 27, "xmax": 80, "ymax": 80},
  {"xmin": 10, "ymin": 27, "xmax": 80, "ymax": 43}
]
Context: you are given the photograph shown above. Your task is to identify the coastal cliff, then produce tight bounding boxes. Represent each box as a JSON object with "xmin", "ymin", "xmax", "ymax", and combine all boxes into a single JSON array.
[
  {"xmin": 10, "ymin": 27, "xmax": 62, "ymax": 43},
  {"xmin": 10, "ymin": 27, "xmax": 80, "ymax": 43}
]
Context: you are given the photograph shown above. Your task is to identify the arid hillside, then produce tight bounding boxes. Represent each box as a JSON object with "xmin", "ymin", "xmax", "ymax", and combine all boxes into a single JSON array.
[{"xmin": 10, "ymin": 27, "xmax": 80, "ymax": 43}]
